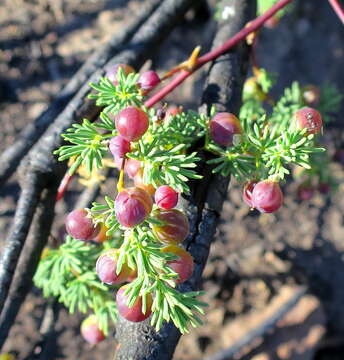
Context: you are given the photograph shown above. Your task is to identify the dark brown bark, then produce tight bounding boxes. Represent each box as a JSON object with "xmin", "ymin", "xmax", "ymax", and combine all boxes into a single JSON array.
[{"xmin": 114, "ymin": 1, "xmax": 255, "ymax": 359}]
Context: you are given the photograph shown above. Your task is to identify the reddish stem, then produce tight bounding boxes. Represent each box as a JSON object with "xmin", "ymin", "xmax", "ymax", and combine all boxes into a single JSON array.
[
  {"xmin": 328, "ymin": 0, "xmax": 344, "ymax": 24},
  {"xmin": 145, "ymin": 0, "xmax": 294, "ymax": 108},
  {"xmin": 56, "ymin": 172, "xmax": 74, "ymax": 201}
]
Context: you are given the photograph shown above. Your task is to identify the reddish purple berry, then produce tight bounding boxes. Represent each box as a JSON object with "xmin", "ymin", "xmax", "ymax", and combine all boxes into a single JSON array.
[
  {"xmin": 115, "ymin": 187, "xmax": 153, "ymax": 227},
  {"xmin": 105, "ymin": 63, "xmax": 134, "ymax": 85},
  {"xmin": 109, "ymin": 135, "xmax": 131, "ymax": 159},
  {"xmin": 209, "ymin": 112, "xmax": 242, "ymax": 147},
  {"xmin": 116, "ymin": 285, "xmax": 152, "ymax": 322},
  {"xmin": 154, "ymin": 186, "xmax": 178, "ymax": 209},
  {"xmin": 96, "ymin": 249, "xmax": 131, "ymax": 285},
  {"xmin": 161, "ymin": 245, "xmax": 194, "ymax": 284},
  {"xmin": 152, "ymin": 209, "xmax": 189, "ymax": 244},
  {"xmin": 251, "ymin": 180, "xmax": 283, "ymax": 213},
  {"xmin": 242, "ymin": 180, "xmax": 258, "ymax": 207},
  {"xmin": 294, "ymin": 107, "xmax": 323, "ymax": 135},
  {"xmin": 65, "ymin": 209, "xmax": 100, "ymax": 241},
  {"xmin": 138, "ymin": 71, "xmax": 160, "ymax": 91},
  {"xmin": 80, "ymin": 315, "xmax": 105, "ymax": 345},
  {"xmin": 115, "ymin": 106, "xmax": 149, "ymax": 142}
]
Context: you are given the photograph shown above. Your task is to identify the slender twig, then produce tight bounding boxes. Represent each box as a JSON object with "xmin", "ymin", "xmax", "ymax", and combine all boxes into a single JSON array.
[
  {"xmin": 145, "ymin": 0, "xmax": 294, "ymax": 108},
  {"xmin": 203, "ymin": 287, "xmax": 307, "ymax": 360},
  {"xmin": 328, "ymin": 0, "xmax": 344, "ymax": 24}
]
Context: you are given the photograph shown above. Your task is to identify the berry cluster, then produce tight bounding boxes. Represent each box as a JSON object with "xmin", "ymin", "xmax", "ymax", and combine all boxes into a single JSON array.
[{"xmin": 46, "ymin": 63, "xmax": 342, "ymax": 342}]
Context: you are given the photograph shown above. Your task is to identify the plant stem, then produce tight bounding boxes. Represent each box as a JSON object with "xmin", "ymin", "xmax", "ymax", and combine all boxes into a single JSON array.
[
  {"xmin": 328, "ymin": 0, "xmax": 344, "ymax": 24},
  {"xmin": 145, "ymin": 0, "xmax": 294, "ymax": 109}
]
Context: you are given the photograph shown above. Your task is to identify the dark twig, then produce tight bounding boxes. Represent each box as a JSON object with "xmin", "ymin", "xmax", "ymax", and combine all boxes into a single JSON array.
[
  {"xmin": 0, "ymin": 185, "xmax": 59, "ymax": 349},
  {"xmin": 0, "ymin": 0, "xmax": 161, "ymax": 187},
  {"xmin": 114, "ymin": 1, "xmax": 255, "ymax": 359}
]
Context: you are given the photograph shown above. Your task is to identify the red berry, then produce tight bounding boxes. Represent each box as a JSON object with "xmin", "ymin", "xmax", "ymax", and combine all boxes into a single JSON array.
[
  {"xmin": 109, "ymin": 136, "xmax": 131, "ymax": 159},
  {"xmin": 161, "ymin": 245, "xmax": 194, "ymax": 284},
  {"xmin": 114, "ymin": 158, "xmax": 142, "ymax": 178},
  {"xmin": 138, "ymin": 71, "xmax": 160, "ymax": 91},
  {"xmin": 65, "ymin": 209, "xmax": 100, "ymax": 241},
  {"xmin": 297, "ymin": 183, "xmax": 315, "ymax": 201},
  {"xmin": 302, "ymin": 85, "xmax": 321, "ymax": 107},
  {"xmin": 242, "ymin": 180, "xmax": 258, "ymax": 207},
  {"xmin": 106, "ymin": 63, "xmax": 134, "ymax": 85},
  {"xmin": 251, "ymin": 180, "xmax": 283, "ymax": 213},
  {"xmin": 155, "ymin": 186, "xmax": 178, "ymax": 209},
  {"xmin": 80, "ymin": 315, "xmax": 105, "ymax": 345},
  {"xmin": 294, "ymin": 107, "xmax": 323, "ymax": 135},
  {"xmin": 133, "ymin": 168, "xmax": 156, "ymax": 196},
  {"xmin": 116, "ymin": 285, "xmax": 152, "ymax": 322},
  {"xmin": 115, "ymin": 107, "xmax": 149, "ymax": 142},
  {"xmin": 115, "ymin": 187, "xmax": 153, "ymax": 227},
  {"xmin": 209, "ymin": 112, "xmax": 242, "ymax": 147},
  {"xmin": 152, "ymin": 209, "xmax": 189, "ymax": 244},
  {"xmin": 96, "ymin": 249, "xmax": 131, "ymax": 285}
]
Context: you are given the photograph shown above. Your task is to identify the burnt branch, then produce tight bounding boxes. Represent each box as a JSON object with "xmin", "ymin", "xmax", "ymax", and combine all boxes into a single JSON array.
[
  {"xmin": 114, "ymin": 1, "xmax": 255, "ymax": 359},
  {"xmin": 0, "ymin": 0, "xmax": 198, "ymax": 320},
  {"xmin": 0, "ymin": 0, "xmax": 162, "ymax": 187}
]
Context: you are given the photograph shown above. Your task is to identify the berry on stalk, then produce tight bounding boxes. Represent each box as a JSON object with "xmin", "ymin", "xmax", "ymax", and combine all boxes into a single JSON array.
[
  {"xmin": 105, "ymin": 63, "xmax": 134, "ymax": 85},
  {"xmin": 155, "ymin": 185, "xmax": 178, "ymax": 209},
  {"xmin": 116, "ymin": 285, "xmax": 152, "ymax": 322},
  {"xmin": 242, "ymin": 180, "xmax": 258, "ymax": 207},
  {"xmin": 251, "ymin": 180, "xmax": 283, "ymax": 213},
  {"xmin": 115, "ymin": 187, "xmax": 153, "ymax": 227},
  {"xmin": 80, "ymin": 315, "xmax": 105, "ymax": 345},
  {"xmin": 209, "ymin": 112, "xmax": 242, "ymax": 147},
  {"xmin": 294, "ymin": 107, "xmax": 323, "ymax": 135},
  {"xmin": 115, "ymin": 106, "xmax": 149, "ymax": 142},
  {"xmin": 152, "ymin": 209, "xmax": 189, "ymax": 244},
  {"xmin": 109, "ymin": 136, "xmax": 131, "ymax": 159},
  {"xmin": 161, "ymin": 245, "xmax": 194, "ymax": 284},
  {"xmin": 96, "ymin": 249, "xmax": 131, "ymax": 285},
  {"xmin": 65, "ymin": 209, "xmax": 100, "ymax": 241},
  {"xmin": 138, "ymin": 70, "xmax": 160, "ymax": 91}
]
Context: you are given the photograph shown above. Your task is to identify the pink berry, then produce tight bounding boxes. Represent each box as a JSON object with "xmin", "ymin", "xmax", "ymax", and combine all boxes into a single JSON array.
[
  {"xmin": 115, "ymin": 187, "xmax": 153, "ymax": 227},
  {"xmin": 161, "ymin": 245, "xmax": 194, "ymax": 284},
  {"xmin": 105, "ymin": 64, "xmax": 134, "ymax": 85},
  {"xmin": 242, "ymin": 180, "xmax": 258, "ymax": 207},
  {"xmin": 80, "ymin": 315, "xmax": 105, "ymax": 345},
  {"xmin": 116, "ymin": 285, "xmax": 152, "ymax": 322},
  {"xmin": 138, "ymin": 71, "xmax": 160, "ymax": 91},
  {"xmin": 154, "ymin": 185, "xmax": 178, "ymax": 209},
  {"xmin": 251, "ymin": 180, "xmax": 283, "ymax": 213},
  {"xmin": 115, "ymin": 107, "xmax": 149, "ymax": 142},
  {"xmin": 109, "ymin": 136, "xmax": 131, "ymax": 159},
  {"xmin": 65, "ymin": 209, "xmax": 100, "ymax": 241},
  {"xmin": 209, "ymin": 112, "xmax": 242, "ymax": 147},
  {"xmin": 96, "ymin": 249, "xmax": 131, "ymax": 285},
  {"xmin": 294, "ymin": 107, "xmax": 323, "ymax": 135}
]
